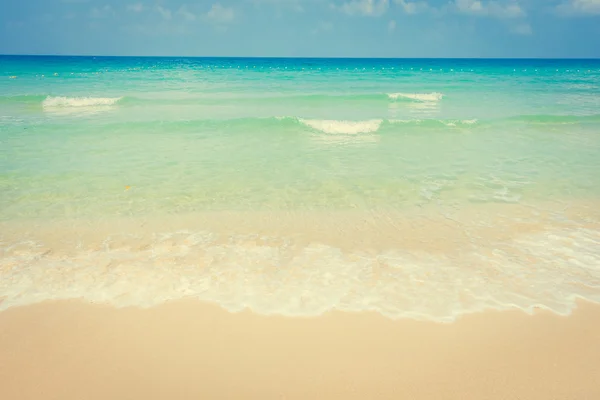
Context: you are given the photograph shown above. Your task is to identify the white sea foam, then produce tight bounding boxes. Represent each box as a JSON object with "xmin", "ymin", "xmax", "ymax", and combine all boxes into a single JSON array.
[
  {"xmin": 388, "ymin": 92, "xmax": 444, "ymax": 102},
  {"xmin": 442, "ymin": 119, "xmax": 478, "ymax": 127},
  {"xmin": 1, "ymin": 227, "xmax": 599, "ymax": 321},
  {"xmin": 42, "ymin": 96, "xmax": 122, "ymax": 108},
  {"xmin": 299, "ymin": 119, "xmax": 383, "ymax": 134},
  {"xmin": 388, "ymin": 119, "xmax": 477, "ymax": 126},
  {"xmin": 389, "ymin": 119, "xmax": 422, "ymax": 124}
]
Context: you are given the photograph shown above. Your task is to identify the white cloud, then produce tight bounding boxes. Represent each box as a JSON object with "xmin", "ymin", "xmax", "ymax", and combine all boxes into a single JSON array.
[
  {"xmin": 556, "ymin": 0, "xmax": 600, "ymax": 15},
  {"xmin": 206, "ymin": 3, "xmax": 236, "ymax": 23},
  {"xmin": 388, "ymin": 19, "xmax": 396, "ymax": 32},
  {"xmin": 178, "ymin": 5, "xmax": 197, "ymax": 21},
  {"xmin": 332, "ymin": 0, "xmax": 524, "ymax": 18},
  {"xmin": 453, "ymin": 0, "xmax": 525, "ymax": 18},
  {"xmin": 454, "ymin": 0, "xmax": 484, "ymax": 14},
  {"xmin": 156, "ymin": 5, "xmax": 172, "ymax": 20},
  {"xmin": 250, "ymin": 0, "xmax": 305, "ymax": 12},
  {"xmin": 394, "ymin": 0, "xmax": 431, "ymax": 14},
  {"xmin": 121, "ymin": 3, "xmax": 235, "ymax": 34},
  {"xmin": 127, "ymin": 3, "xmax": 144, "ymax": 13},
  {"xmin": 336, "ymin": 0, "xmax": 389, "ymax": 16},
  {"xmin": 125, "ymin": 3, "xmax": 199, "ymax": 22}
]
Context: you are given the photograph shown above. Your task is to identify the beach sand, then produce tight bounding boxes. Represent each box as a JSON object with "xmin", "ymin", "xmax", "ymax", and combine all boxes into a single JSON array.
[{"xmin": 1, "ymin": 300, "xmax": 599, "ymax": 400}]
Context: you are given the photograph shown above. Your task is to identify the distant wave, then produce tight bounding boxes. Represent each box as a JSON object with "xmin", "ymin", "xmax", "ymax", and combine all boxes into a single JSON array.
[
  {"xmin": 15, "ymin": 114, "xmax": 593, "ymax": 132},
  {"xmin": 42, "ymin": 96, "xmax": 123, "ymax": 108},
  {"xmin": 27, "ymin": 116, "xmax": 478, "ymax": 134},
  {"xmin": 1, "ymin": 93, "xmax": 598, "ymax": 126},
  {"xmin": 298, "ymin": 118, "xmax": 383, "ymax": 134},
  {"xmin": 389, "ymin": 119, "xmax": 477, "ymax": 127},
  {"xmin": 0, "ymin": 92, "xmax": 446, "ymax": 108},
  {"xmin": 296, "ymin": 118, "xmax": 479, "ymax": 134},
  {"xmin": 388, "ymin": 92, "xmax": 444, "ymax": 102}
]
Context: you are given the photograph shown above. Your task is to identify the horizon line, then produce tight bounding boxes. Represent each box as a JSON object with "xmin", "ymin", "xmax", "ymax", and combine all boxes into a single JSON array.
[{"xmin": 1, "ymin": 54, "xmax": 600, "ymax": 60}]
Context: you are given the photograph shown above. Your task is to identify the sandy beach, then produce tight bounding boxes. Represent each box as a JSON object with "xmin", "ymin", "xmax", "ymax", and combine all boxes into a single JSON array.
[
  {"xmin": 1, "ymin": 300, "xmax": 599, "ymax": 400},
  {"xmin": 2, "ymin": 54, "xmax": 600, "ymax": 400}
]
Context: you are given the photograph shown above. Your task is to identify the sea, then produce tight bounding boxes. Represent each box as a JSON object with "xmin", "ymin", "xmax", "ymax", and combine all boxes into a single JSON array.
[{"xmin": 1, "ymin": 56, "xmax": 599, "ymax": 321}]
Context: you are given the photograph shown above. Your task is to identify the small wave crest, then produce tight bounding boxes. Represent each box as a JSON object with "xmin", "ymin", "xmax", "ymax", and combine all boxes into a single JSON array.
[
  {"xmin": 298, "ymin": 119, "xmax": 383, "ymax": 134},
  {"xmin": 42, "ymin": 96, "xmax": 123, "ymax": 108},
  {"xmin": 441, "ymin": 119, "xmax": 478, "ymax": 127},
  {"xmin": 388, "ymin": 92, "xmax": 444, "ymax": 102},
  {"xmin": 389, "ymin": 119, "xmax": 477, "ymax": 126}
]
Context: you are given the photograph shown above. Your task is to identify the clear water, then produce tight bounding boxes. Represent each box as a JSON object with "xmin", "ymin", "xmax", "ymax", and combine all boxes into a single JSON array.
[{"xmin": 1, "ymin": 56, "xmax": 600, "ymax": 320}]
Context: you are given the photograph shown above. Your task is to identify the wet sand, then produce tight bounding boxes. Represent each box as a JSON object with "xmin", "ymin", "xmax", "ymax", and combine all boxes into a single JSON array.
[
  {"xmin": 4, "ymin": 200, "xmax": 598, "ymax": 255},
  {"xmin": 1, "ymin": 300, "xmax": 599, "ymax": 400}
]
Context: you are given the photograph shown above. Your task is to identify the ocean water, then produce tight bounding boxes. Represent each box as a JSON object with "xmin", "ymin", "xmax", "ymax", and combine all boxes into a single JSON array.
[{"xmin": 1, "ymin": 56, "xmax": 600, "ymax": 321}]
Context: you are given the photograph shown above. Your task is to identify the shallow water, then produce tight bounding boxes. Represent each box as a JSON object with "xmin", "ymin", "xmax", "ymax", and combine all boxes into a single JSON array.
[{"xmin": 1, "ymin": 56, "xmax": 600, "ymax": 320}]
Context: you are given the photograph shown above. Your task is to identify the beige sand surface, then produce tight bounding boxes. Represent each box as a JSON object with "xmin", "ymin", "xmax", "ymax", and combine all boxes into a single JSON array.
[{"xmin": 1, "ymin": 300, "xmax": 599, "ymax": 400}]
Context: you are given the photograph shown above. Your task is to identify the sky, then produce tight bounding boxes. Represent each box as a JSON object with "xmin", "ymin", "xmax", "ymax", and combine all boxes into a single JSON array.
[{"xmin": 1, "ymin": 0, "xmax": 599, "ymax": 57}]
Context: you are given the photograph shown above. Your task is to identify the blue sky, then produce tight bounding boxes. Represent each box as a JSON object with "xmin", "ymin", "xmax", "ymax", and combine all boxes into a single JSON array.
[{"xmin": 1, "ymin": 0, "xmax": 599, "ymax": 57}]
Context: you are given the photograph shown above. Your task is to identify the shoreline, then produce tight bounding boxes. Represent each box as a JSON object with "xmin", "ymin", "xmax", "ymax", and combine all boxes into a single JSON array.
[
  {"xmin": 2, "ymin": 203, "xmax": 600, "ymax": 319},
  {"xmin": 1, "ymin": 299, "xmax": 600, "ymax": 399}
]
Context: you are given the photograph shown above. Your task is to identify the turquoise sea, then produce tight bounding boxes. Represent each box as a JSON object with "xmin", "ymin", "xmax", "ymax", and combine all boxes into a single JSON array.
[{"xmin": 1, "ymin": 56, "xmax": 600, "ymax": 321}]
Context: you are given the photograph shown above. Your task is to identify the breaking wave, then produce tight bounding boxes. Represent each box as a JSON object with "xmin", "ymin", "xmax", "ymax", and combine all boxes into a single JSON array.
[
  {"xmin": 298, "ymin": 118, "xmax": 383, "ymax": 134},
  {"xmin": 1, "ymin": 92, "xmax": 447, "ymax": 109},
  {"xmin": 42, "ymin": 96, "xmax": 123, "ymax": 108},
  {"xmin": 388, "ymin": 92, "xmax": 444, "ymax": 102}
]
